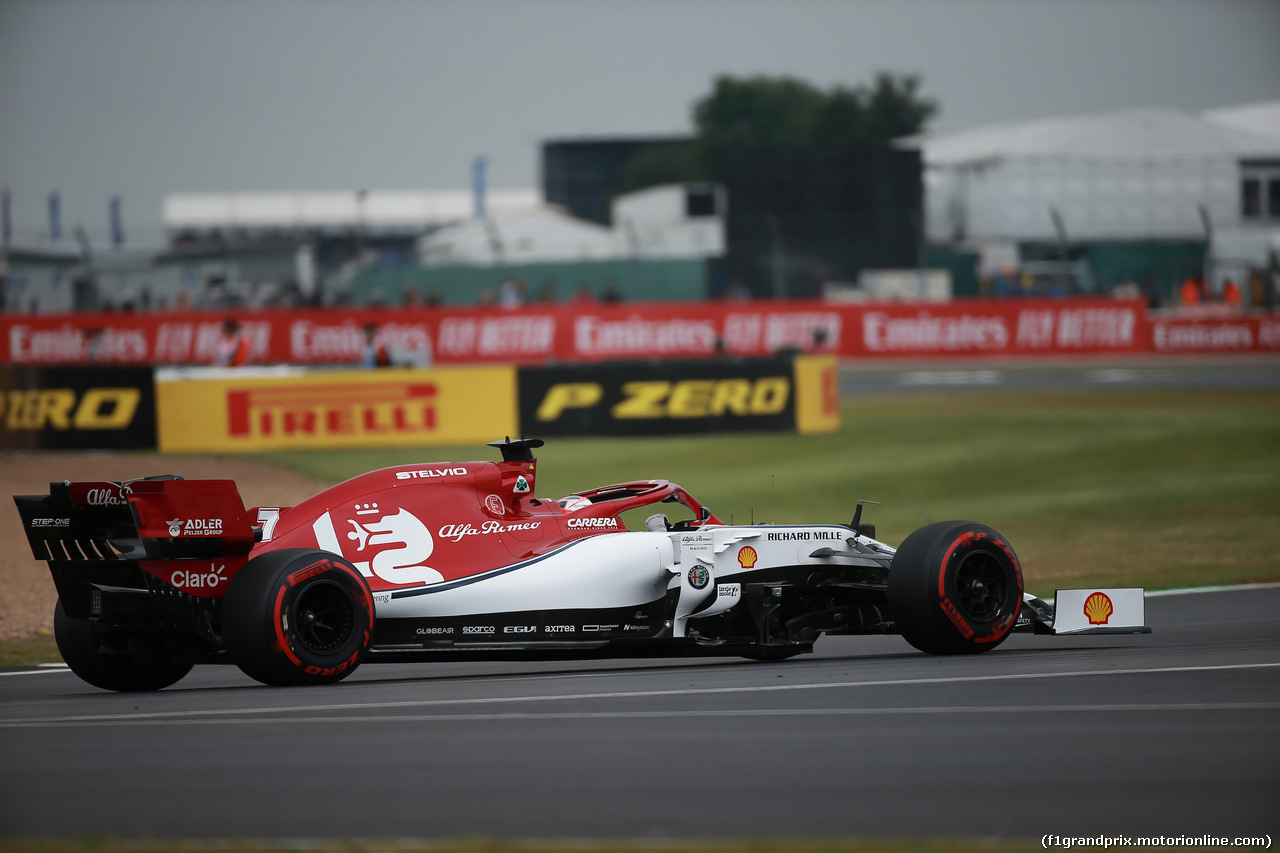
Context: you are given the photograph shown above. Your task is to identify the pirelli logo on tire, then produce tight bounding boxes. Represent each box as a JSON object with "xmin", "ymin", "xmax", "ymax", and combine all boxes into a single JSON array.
[{"xmin": 518, "ymin": 356, "xmax": 838, "ymax": 436}]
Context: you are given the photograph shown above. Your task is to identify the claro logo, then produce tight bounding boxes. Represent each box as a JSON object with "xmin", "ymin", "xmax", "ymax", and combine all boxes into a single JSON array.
[
  {"xmin": 536, "ymin": 377, "xmax": 790, "ymax": 421},
  {"xmin": 226, "ymin": 382, "xmax": 437, "ymax": 439},
  {"xmin": 1, "ymin": 388, "xmax": 141, "ymax": 431}
]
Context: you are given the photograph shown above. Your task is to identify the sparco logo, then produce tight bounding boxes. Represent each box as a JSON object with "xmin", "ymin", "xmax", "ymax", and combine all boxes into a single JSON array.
[
  {"xmin": 567, "ymin": 517, "xmax": 620, "ymax": 529},
  {"xmin": 86, "ymin": 487, "xmax": 126, "ymax": 506}
]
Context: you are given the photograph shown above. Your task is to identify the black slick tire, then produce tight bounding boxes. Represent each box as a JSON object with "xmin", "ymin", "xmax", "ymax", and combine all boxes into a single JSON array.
[
  {"xmin": 53, "ymin": 599, "xmax": 194, "ymax": 692},
  {"xmin": 222, "ymin": 549, "xmax": 374, "ymax": 686},
  {"xmin": 888, "ymin": 521, "xmax": 1024, "ymax": 655}
]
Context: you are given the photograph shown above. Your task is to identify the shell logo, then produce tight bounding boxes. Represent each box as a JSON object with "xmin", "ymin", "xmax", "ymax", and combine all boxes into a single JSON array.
[
  {"xmin": 1084, "ymin": 591, "xmax": 1114, "ymax": 625},
  {"xmin": 737, "ymin": 546, "xmax": 758, "ymax": 569}
]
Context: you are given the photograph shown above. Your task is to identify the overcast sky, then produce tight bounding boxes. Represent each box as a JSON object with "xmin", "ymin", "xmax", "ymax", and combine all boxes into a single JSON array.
[{"xmin": 2, "ymin": 0, "xmax": 1278, "ymax": 245}]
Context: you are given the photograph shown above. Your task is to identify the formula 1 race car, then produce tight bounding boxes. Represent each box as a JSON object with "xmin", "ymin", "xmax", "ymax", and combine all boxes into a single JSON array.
[{"xmin": 14, "ymin": 438, "xmax": 1149, "ymax": 691}]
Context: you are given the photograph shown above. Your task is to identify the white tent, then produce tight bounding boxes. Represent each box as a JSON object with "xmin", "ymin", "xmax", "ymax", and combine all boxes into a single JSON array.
[
  {"xmin": 163, "ymin": 189, "xmax": 542, "ymax": 236},
  {"xmin": 415, "ymin": 206, "xmax": 621, "ymax": 266},
  {"xmin": 1204, "ymin": 100, "xmax": 1280, "ymax": 145},
  {"xmin": 911, "ymin": 107, "xmax": 1279, "ymax": 166},
  {"xmin": 901, "ymin": 107, "xmax": 1280, "ymax": 243}
]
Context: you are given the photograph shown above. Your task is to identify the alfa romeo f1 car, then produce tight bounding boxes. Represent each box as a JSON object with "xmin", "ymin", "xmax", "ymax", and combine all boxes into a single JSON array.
[{"xmin": 14, "ymin": 438, "xmax": 1149, "ymax": 691}]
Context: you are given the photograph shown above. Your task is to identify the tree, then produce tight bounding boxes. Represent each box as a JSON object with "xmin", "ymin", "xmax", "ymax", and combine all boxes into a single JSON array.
[
  {"xmin": 691, "ymin": 72, "xmax": 937, "ymax": 177},
  {"xmin": 614, "ymin": 71, "xmax": 938, "ymax": 198},
  {"xmin": 863, "ymin": 72, "xmax": 937, "ymax": 141},
  {"xmin": 618, "ymin": 142, "xmax": 703, "ymax": 194}
]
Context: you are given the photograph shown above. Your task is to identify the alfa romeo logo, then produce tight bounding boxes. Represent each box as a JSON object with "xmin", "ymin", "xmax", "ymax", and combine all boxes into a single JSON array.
[{"xmin": 687, "ymin": 566, "xmax": 710, "ymax": 590}]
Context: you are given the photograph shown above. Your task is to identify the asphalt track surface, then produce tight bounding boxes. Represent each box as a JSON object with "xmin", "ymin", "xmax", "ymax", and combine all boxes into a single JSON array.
[{"xmin": 1, "ymin": 586, "xmax": 1277, "ymax": 841}]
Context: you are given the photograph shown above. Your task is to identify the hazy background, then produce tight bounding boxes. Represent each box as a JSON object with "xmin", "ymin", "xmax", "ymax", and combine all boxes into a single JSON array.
[{"xmin": 2, "ymin": 0, "xmax": 1278, "ymax": 244}]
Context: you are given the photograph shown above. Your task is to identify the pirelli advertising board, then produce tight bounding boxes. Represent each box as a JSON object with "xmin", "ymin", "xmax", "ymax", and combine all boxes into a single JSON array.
[
  {"xmin": 519, "ymin": 355, "xmax": 839, "ymax": 436},
  {"xmin": 155, "ymin": 366, "xmax": 518, "ymax": 453},
  {"xmin": 0, "ymin": 366, "xmax": 158, "ymax": 451}
]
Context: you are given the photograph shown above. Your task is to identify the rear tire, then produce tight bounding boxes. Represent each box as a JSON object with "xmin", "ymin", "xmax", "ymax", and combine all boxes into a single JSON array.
[
  {"xmin": 54, "ymin": 600, "xmax": 194, "ymax": 692},
  {"xmin": 888, "ymin": 521, "xmax": 1023, "ymax": 655},
  {"xmin": 222, "ymin": 549, "xmax": 374, "ymax": 686}
]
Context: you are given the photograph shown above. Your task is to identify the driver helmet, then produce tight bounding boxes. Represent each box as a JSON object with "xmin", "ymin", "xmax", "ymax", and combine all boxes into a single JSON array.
[{"xmin": 559, "ymin": 495, "xmax": 591, "ymax": 513}]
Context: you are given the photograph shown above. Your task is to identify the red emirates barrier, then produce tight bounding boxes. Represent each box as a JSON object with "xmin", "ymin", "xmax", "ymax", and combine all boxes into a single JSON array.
[{"xmin": 2, "ymin": 299, "xmax": 1276, "ymax": 366}]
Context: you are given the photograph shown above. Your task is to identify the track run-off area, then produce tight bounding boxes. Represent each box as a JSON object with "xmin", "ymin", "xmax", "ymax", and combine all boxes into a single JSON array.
[{"xmin": 1, "ymin": 585, "xmax": 1277, "ymax": 840}]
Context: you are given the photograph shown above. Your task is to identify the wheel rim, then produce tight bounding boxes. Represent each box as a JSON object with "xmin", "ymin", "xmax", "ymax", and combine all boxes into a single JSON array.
[
  {"xmin": 291, "ymin": 579, "xmax": 356, "ymax": 655},
  {"xmin": 953, "ymin": 550, "xmax": 1008, "ymax": 623}
]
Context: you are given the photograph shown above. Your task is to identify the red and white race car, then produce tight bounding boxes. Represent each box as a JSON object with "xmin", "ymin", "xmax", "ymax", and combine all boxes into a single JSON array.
[{"xmin": 14, "ymin": 437, "xmax": 1148, "ymax": 691}]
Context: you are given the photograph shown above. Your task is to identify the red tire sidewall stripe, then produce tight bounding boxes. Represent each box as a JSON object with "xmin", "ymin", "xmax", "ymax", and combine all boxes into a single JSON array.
[
  {"xmin": 272, "ymin": 583, "xmax": 303, "ymax": 667},
  {"xmin": 276, "ymin": 556, "xmax": 372, "ymax": 668},
  {"xmin": 937, "ymin": 529, "xmax": 1023, "ymax": 644}
]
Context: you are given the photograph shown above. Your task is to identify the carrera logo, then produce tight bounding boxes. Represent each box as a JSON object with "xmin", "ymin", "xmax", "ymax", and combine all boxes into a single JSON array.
[
  {"xmin": 226, "ymin": 383, "xmax": 437, "ymax": 440},
  {"xmin": 1, "ymin": 388, "xmax": 141, "ymax": 431},
  {"xmin": 566, "ymin": 517, "xmax": 620, "ymax": 529}
]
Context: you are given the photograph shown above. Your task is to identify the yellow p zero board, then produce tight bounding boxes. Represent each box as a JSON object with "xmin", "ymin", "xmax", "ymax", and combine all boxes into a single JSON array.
[
  {"xmin": 792, "ymin": 354, "xmax": 840, "ymax": 435},
  {"xmin": 156, "ymin": 366, "xmax": 518, "ymax": 453}
]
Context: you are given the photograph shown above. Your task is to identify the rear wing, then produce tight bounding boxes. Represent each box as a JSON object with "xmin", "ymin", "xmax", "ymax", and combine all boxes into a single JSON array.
[{"xmin": 13, "ymin": 477, "xmax": 258, "ymax": 566}]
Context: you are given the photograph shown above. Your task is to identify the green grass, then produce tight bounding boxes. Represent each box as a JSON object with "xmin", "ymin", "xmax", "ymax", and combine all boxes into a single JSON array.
[
  {"xmin": 253, "ymin": 388, "xmax": 1280, "ymax": 598},
  {"xmin": 0, "ymin": 632, "xmax": 59, "ymax": 666}
]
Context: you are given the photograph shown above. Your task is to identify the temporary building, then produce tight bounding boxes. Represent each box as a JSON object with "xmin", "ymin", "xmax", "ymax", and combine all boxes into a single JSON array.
[
  {"xmin": 907, "ymin": 106, "xmax": 1280, "ymax": 245},
  {"xmin": 415, "ymin": 206, "xmax": 621, "ymax": 266}
]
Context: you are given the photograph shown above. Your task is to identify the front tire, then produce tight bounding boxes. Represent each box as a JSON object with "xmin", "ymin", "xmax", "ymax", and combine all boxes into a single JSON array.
[
  {"xmin": 888, "ymin": 521, "xmax": 1023, "ymax": 655},
  {"xmin": 222, "ymin": 549, "xmax": 374, "ymax": 686},
  {"xmin": 54, "ymin": 600, "xmax": 194, "ymax": 692}
]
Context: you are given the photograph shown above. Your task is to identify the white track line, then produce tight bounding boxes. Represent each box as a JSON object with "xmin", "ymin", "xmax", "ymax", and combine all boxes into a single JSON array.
[
  {"xmin": 2, "ymin": 661, "xmax": 1277, "ymax": 729},
  {"xmin": 0, "ymin": 666, "xmax": 67, "ymax": 677}
]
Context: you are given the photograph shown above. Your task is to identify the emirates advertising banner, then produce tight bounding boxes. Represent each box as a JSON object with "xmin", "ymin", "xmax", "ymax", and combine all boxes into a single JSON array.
[{"xmin": 6, "ymin": 299, "xmax": 1275, "ymax": 367}]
